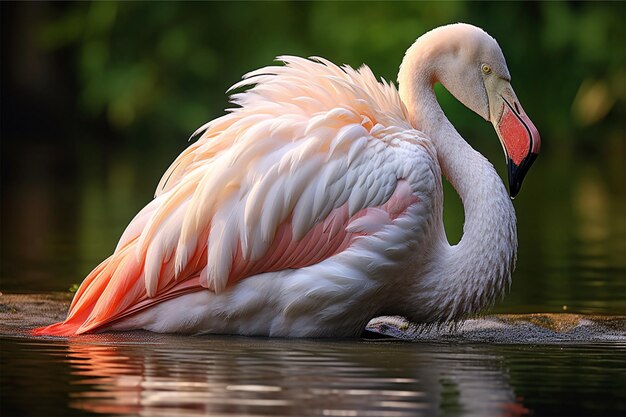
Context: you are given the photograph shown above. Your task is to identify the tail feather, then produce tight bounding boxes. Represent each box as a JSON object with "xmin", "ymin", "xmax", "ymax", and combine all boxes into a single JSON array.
[
  {"xmin": 33, "ymin": 241, "xmax": 151, "ymax": 337},
  {"xmin": 31, "ymin": 320, "xmax": 84, "ymax": 337},
  {"xmin": 32, "ymin": 237, "xmax": 206, "ymax": 337},
  {"xmin": 77, "ymin": 250, "xmax": 146, "ymax": 334},
  {"xmin": 66, "ymin": 255, "xmax": 121, "ymax": 322},
  {"xmin": 68, "ymin": 258, "xmax": 109, "ymax": 312}
]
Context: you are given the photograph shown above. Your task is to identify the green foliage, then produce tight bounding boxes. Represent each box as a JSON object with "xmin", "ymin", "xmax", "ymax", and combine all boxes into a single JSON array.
[
  {"xmin": 4, "ymin": 2, "xmax": 624, "ymax": 311},
  {"xmin": 37, "ymin": 2, "xmax": 625, "ymax": 148}
]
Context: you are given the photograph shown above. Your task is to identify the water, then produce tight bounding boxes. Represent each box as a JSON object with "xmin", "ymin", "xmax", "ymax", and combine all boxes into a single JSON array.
[
  {"xmin": 1, "ymin": 131, "xmax": 625, "ymax": 416},
  {"xmin": 2, "ymin": 333, "xmax": 624, "ymax": 417},
  {"xmin": 1, "ymin": 293, "xmax": 625, "ymax": 416}
]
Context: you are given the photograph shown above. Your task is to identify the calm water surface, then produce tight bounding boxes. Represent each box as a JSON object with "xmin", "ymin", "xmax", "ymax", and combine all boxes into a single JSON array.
[
  {"xmin": 1, "ymin": 133, "xmax": 625, "ymax": 416},
  {"xmin": 2, "ymin": 333, "xmax": 624, "ymax": 417}
]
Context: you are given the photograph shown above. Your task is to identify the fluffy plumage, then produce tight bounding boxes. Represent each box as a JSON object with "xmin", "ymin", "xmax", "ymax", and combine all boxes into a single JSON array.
[{"xmin": 34, "ymin": 23, "xmax": 538, "ymax": 337}]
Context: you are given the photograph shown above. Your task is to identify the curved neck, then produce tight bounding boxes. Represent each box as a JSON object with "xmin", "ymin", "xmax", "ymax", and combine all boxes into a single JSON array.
[{"xmin": 397, "ymin": 55, "xmax": 517, "ymax": 322}]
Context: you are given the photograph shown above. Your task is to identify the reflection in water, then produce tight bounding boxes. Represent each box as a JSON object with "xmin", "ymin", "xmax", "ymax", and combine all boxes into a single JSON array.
[
  {"xmin": 59, "ymin": 333, "xmax": 526, "ymax": 417},
  {"xmin": 4, "ymin": 331, "xmax": 624, "ymax": 416}
]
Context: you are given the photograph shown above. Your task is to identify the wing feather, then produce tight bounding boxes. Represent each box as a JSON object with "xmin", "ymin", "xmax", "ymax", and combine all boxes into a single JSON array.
[{"xmin": 34, "ymin": 55, "xmax": 434, "ymax": 336}]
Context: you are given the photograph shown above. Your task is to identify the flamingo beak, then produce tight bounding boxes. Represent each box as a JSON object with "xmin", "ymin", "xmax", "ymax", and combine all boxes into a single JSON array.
[{"xmin": 492, "ymin": 90, "xmax": 541, "ymax": 198}]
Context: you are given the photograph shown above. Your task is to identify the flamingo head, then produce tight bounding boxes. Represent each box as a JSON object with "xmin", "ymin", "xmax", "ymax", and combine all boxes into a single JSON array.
[
  {"xmin": 406, "ymin": 23, "xmax": 541, "ymax": 198},
  {"xmin": 455, "ymin": 24, "xmax": 540, "ymax": 198},
  {"xmin": 480, "ymin": 54, "xmax": 541, "ymax": 199}
]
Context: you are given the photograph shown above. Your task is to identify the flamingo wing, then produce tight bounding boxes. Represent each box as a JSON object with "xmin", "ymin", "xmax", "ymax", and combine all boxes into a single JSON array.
[{"xmin": 34, "ymin": 56, "xmax": 436, "ymax": 336}]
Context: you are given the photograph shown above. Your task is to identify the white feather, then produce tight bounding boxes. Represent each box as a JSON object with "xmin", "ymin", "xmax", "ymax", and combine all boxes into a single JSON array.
[
  {"xmin": 99, "ymin": 27, "xmax": 522, "ymax": 338},
  {"xmin": 346, "ymin": 208, "xmax": 391, "ymax": 234}
]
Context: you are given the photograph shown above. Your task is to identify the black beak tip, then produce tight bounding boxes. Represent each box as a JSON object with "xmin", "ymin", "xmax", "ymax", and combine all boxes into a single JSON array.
[
  {"xmin": 509, "ymin": 178, "xmax": 521, "ymax": 199},
  {"xmin": 507, "ymin": 153, "xmax": 538, "ymax": 199}
]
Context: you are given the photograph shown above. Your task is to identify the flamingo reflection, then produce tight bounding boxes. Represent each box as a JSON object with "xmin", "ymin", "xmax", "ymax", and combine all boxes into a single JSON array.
[{"xmin": 61, "ymin": 333, "xmax": 528, "ymax": 417}]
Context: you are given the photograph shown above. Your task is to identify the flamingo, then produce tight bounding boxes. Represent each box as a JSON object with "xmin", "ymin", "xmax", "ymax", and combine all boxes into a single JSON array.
[{"xmin": 34, "ymin": 23, "xmax": 540, "ymax": 338}]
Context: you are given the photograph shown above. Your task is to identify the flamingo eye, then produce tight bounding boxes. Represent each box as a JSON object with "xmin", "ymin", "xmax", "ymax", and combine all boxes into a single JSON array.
[{"xmin": 481, "ymin": 64, "xmax": 492, "ymax": 74}]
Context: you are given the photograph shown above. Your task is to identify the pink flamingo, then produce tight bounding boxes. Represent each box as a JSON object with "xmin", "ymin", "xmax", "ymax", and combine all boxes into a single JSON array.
[{"xmin": 34, "ymin": 23, "xmax": 540, "ymax": 337}]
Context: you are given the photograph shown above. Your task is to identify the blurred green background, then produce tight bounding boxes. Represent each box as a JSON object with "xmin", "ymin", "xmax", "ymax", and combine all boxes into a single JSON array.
[{"xmin": 1, "ymin": 2, "xmax": 624, "ymax": 314}]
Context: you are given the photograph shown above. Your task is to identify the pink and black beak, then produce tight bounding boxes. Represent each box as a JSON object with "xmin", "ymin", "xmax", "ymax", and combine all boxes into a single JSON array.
[{"xmin": 493, "ymin": 91, "xmax": 541, "ymax": 198}]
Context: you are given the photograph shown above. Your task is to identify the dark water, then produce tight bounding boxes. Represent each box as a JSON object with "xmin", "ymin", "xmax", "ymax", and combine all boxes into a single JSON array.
[
  {"xmin": 2, "ymin": 333, "xmax": 625, "ymax": 417},
  {"xmin": 1, "ymin": 131, "xmax": 625, "ymax": 416}
]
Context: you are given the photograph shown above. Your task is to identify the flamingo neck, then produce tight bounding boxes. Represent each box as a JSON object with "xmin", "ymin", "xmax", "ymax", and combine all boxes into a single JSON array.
[{"xmin": 397, "ymin": 55, "xmax": 517, "ymax": 322}]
